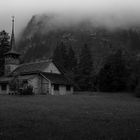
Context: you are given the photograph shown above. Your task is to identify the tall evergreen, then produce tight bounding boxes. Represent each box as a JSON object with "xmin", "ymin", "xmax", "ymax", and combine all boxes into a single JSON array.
[
  {"xmin": 67, "ymin": 45, "xmax": 77, "ymax": 71},
  {"xmin": 53, "ymin": 42, "xmax": 68, "ymax": 71},
  {"xmin": 98, "ymin": 49, "xmax": 129, "ymax": 92},
  {"xmin": 129, "ymin": 29, "xmax": 140, "ymax": 51},
  {"xmin": 76, "ymin": 44, "xmax": 93, "ymax": 91},
  {"xmin": 0, "ymin": 30, "xmax": 11, "ymax": 76}
]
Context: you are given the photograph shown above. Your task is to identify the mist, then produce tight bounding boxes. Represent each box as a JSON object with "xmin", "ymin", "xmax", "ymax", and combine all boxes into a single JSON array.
[{"xmin": 1, "ymin": 0, "xmax": 140, "ymax": 37}]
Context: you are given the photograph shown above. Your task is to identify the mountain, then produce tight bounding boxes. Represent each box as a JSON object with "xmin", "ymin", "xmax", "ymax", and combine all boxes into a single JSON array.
[{"xmin": 18, "ymin": 14, "xmax": 140, "ymax": 71}]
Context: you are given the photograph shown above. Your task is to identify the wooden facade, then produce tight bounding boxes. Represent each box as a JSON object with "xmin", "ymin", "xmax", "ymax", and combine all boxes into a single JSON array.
[{"xmin": 0, "ymin": 61, "xmax": 74, "ymax": 95}]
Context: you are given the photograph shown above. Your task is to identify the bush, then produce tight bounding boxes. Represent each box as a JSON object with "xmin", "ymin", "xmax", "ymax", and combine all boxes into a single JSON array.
[
  {"xmin": 97, "ymin": 49, "xmax": 131, "ymax": 92},
  {"xmin": 135, "ymin": 85, "xmax": 140, "ymax": 97},
  {"xmin": 20, "ymin": 85, "xmax": 34, "ymax": 95}
]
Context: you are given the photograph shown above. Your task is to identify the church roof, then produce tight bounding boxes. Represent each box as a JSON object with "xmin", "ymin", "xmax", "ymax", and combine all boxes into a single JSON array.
[
  {"xmin": 12, "ymin": 60, "xmax": 52, "ymax": 75},
  {"xmin": 4, "ymin": 50, "xmax": 20, "ymax": 56},
  {"xmin": 41, "ymin": 72, "xmax": 73, "ymax": 85}
]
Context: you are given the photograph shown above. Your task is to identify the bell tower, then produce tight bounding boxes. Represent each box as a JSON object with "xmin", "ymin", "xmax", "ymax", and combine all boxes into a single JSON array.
[{"xmin": 4, "ymin": 16, "xmax": 20, "ymax": 76}]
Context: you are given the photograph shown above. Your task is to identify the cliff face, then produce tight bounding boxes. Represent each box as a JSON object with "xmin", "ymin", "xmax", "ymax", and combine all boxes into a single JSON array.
[{"xmin": 18, "ymin": 14, "xmax": 140, "ymax": 66}]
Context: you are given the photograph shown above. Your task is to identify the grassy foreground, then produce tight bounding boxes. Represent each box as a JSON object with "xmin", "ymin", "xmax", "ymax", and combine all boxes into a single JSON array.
[{"xmin": 0, "ymin": 93, "xmax": 140, "ymax": 140}]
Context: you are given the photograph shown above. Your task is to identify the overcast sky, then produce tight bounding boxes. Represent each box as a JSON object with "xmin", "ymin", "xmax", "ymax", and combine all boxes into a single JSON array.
[{"xmin": 0, "ymin": 0, "xmax": 140, "ymax": 36}]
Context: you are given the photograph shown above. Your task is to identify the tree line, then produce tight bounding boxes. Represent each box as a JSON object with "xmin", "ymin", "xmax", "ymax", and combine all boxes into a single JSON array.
[
  {"xmin": 1, "ymin": 30, "xmax": 140, "ymax": 94},
  {"xmin": 53, "ymin": 41, "xmax": 140, "ymax": 93}
]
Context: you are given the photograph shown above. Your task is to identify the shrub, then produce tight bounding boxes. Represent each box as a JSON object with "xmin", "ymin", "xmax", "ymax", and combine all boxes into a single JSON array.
[
  {"xmin": 135, "ymin": 85, "xmax": 140, "ymax": 97},
  {"xmin": 20, "ymin": 85, "xmax": 34, "ymax": 95}
]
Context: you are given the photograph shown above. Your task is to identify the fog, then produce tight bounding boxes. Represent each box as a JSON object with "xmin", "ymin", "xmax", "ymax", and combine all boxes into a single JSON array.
[{"xmin": 0, "ymin": 0, "xmax": 140, "ymax": 37}]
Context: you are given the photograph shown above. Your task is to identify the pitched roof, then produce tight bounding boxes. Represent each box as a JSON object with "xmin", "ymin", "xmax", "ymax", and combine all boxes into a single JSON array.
[
  {"xmin": 4, "ymin": 50, "xmax": 20, "ymax": 56},
  {"xmin": 12, "ymin": 60, "xmax": 52, "ymax": 75},
  {"xmin": 41, "ymin": 72, "xmax": 73, "ymax": 85}
]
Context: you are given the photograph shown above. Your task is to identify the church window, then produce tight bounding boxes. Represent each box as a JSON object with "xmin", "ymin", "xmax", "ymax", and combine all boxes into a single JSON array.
[
  {"xmin": 54, "ymin": 84, "xmax": 59, "ymax": 90},
  {"xmin": 66, "ymin": 85, "xmax": 71, "ymax": 91}
]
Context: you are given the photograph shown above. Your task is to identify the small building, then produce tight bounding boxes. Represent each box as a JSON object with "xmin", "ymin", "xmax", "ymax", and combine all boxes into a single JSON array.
[{"xmin": 0, "ymin": 18, "xmax": 73, "ymax": 95}]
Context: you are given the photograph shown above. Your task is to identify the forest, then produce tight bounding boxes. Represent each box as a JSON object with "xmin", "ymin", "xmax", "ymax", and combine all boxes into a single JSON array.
[{"xmin": 1, "ymin": 29, "xmax": 140, "ymax": 96}]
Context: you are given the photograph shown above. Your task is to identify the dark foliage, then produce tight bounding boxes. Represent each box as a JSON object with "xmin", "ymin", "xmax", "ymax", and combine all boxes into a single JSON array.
[
  {"xmin": 53, "ymin": 42, "xmax": 68, "ymax": 70},
  {"xmin": 19, "ymin": 85, "xmax": 34, "ymax": 95},
  {"xmin": 53, "ymin": 43, "xmax": 95, "ymax": 91},
  {"xmin": 0, "ymin": 30, "xmax": 11, "ymax": 76},
  {"xmin": 97, "ymin": 49, "xmax": 139, "ymax": 92},
  {"xmin": 9, "ymin": 77, "xmax": 34, "ymax": 95},
  {"xmin": 75, "ymin": 44, "xmax": 94, "ymax": 91},
  {"xmin": 135, "ymin": 84, "xmax": 140, "ymax": 97}
]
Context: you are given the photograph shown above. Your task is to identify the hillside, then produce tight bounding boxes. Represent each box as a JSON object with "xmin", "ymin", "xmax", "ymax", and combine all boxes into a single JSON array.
[{"xmin": 18, "ymin": 14, "xmax": 140, "ymax": 70}]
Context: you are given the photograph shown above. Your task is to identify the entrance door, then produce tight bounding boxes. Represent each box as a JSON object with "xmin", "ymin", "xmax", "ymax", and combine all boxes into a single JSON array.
[{"xmin": 42, "ymin": 83, "xmax": 49, "ymax": 94}]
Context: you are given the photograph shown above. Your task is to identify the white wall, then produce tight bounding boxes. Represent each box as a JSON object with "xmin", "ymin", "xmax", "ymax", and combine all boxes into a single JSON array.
[
  {"xmin": 51, "ymin": 85, "xmax": 73, "ymax": 95},
  {"xmin": 40, "ymin": 76, "xmax": 50, "ymax": 94},
  {"xmin": 59, "ymin": 85, "xmax": 66, "ymax": 95},
  {"xmin": 28, "ymin": 76, "xmax": 39, "ymax": 94},
  {"xmin": 43, "ymin": 62, "xmax": 61, "ymax": 74},
  {"xmin": 27, "ymin": 75, "xmax": 51, "ymax": 95}
]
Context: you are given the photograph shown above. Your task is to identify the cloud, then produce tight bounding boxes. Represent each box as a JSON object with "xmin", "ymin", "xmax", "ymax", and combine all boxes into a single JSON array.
[{"xmin": 0, "ymin": 0, "xmax": 140, "ymax": 36}]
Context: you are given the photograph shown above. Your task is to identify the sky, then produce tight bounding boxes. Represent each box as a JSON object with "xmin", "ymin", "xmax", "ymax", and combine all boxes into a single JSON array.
[{"xmin": 0, "ymin": 0, "xmax": 140, "ymax": 37}]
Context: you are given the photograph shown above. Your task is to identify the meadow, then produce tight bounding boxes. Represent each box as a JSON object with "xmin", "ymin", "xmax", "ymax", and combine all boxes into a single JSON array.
[{"xmin": 0, "ymin": 93, "xmax": 140, "ymax": 140}]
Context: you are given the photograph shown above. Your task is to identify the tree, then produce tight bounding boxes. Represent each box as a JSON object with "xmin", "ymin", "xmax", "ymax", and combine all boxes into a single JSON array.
[
  {"xmin": 9, "ymin": 76, "xmax": 21, "ymax": 94},
  {"xmin": 98, "ymin": 49, "xmax": 130, "ymax": 92},
  {"xmin": 129, "ymin": 29, "xmax": 140, "ymax": 52},
  {"xmin": 0, "ymin": 30, "xmax": 11, "ymax": 76},
  {"xmin": 9, "ymin": 76, "xmax": 34, "ymax": 95},
  {"xmin": 76, "ymin": 44, "xmax": 94, "ymax": 91},
  {"xmin": 66, "ymin": 45, "xmax": 77, "ymax": 71},
  {"xmin": 53, "ymin": 42, "xmax": 68, "ymax": 70}
]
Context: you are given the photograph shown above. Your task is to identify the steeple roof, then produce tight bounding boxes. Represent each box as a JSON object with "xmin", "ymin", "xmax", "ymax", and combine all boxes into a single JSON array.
[{"xmin": 5, "ymin": 16, "xmax": 20, "ymax": 56}]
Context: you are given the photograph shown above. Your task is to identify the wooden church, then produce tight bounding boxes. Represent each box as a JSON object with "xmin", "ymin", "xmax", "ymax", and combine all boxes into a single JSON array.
[{"xmin": 0, "ymin": 18, "xmax": 73, "ymax": 95}]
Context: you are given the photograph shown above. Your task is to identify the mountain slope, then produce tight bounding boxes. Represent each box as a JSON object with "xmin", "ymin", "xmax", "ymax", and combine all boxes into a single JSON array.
[{"xmin": 18, "ymin": 14, "xmax": 140, "ymax": 71}]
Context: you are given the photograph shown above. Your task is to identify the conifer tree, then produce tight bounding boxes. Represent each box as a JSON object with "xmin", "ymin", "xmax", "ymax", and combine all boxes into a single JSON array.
[
  {"xmin": 0, "ymin": 30, "xmax": 11, "ymax": 76},
  {"xmin": 98, "ymin": 49, "xmax": 129, "ymax": 92},
  {"xmin": 53, "ymin": 42, "xmax": 68, "ymax": 71},
  {"xmin": 67, "ymin": 45, "xmax": 77, "ymax": 71},
  {"xmin": 76, "ymin": 44, "xmax": 93, "ymax": 91}
]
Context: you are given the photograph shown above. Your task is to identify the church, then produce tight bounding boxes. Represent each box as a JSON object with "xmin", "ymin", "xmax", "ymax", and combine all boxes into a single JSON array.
[{"xmin": 0, "ymin": 18, "xmax": 74, "ymax": 95}]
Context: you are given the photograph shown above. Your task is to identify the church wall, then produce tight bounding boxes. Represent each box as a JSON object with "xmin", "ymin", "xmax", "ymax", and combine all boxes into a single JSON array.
[
  {"xmin": 38, "ymin": 76, "xmax": 50, "ymax": 95},
  {"xmin": 51, "ymin": 84, "xmax": 73, "ymax": 95},
  {"xmin": 27, "ymin": 75, "xmax": 51, "ymax": 95},
  {"xmin": 28, "ymin": 76, "xmax": 40, "ymax": 94},
  {"xmin": 41, "ymin": 78, "xmax": 50, "ymax": 94}
]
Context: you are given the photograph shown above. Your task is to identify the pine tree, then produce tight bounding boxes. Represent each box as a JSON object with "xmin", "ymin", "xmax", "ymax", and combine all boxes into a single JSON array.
[
  {"xmin": 98, "ymin": 49, "xmax": 129, "ymax": 92},
  {"xmin": 76, "ymin": 44, "xmax": 93, "ymax": 91},
  {"xmin": 53, "ymin": 42, "xmax": 68, "ymax": 71},
  {"xmin": 67, "ymin": 45, "xmax": 77, "ymax": 71},
  {"xmin": 0, "ymin": 30, "xmax": 11, "ymax": 76}
]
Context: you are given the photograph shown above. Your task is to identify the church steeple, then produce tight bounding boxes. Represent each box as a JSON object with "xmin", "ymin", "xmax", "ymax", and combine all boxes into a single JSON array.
[
  {"xmin": 4, "ymin": 17, "xmax": 20, "ymax": 76},
  {"xmin": 5, "ymin": 16, "xmax": 20, "ymax": 55},
  {"xmin": 11, "ymin": 16, "xmax": 16, "ymax": 51}
]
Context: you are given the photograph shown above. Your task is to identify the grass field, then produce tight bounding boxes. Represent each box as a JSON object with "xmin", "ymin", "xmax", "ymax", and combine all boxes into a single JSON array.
[{"xmin": 0, "ymin": 93, "xmax": 140, "ymax": 140}]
